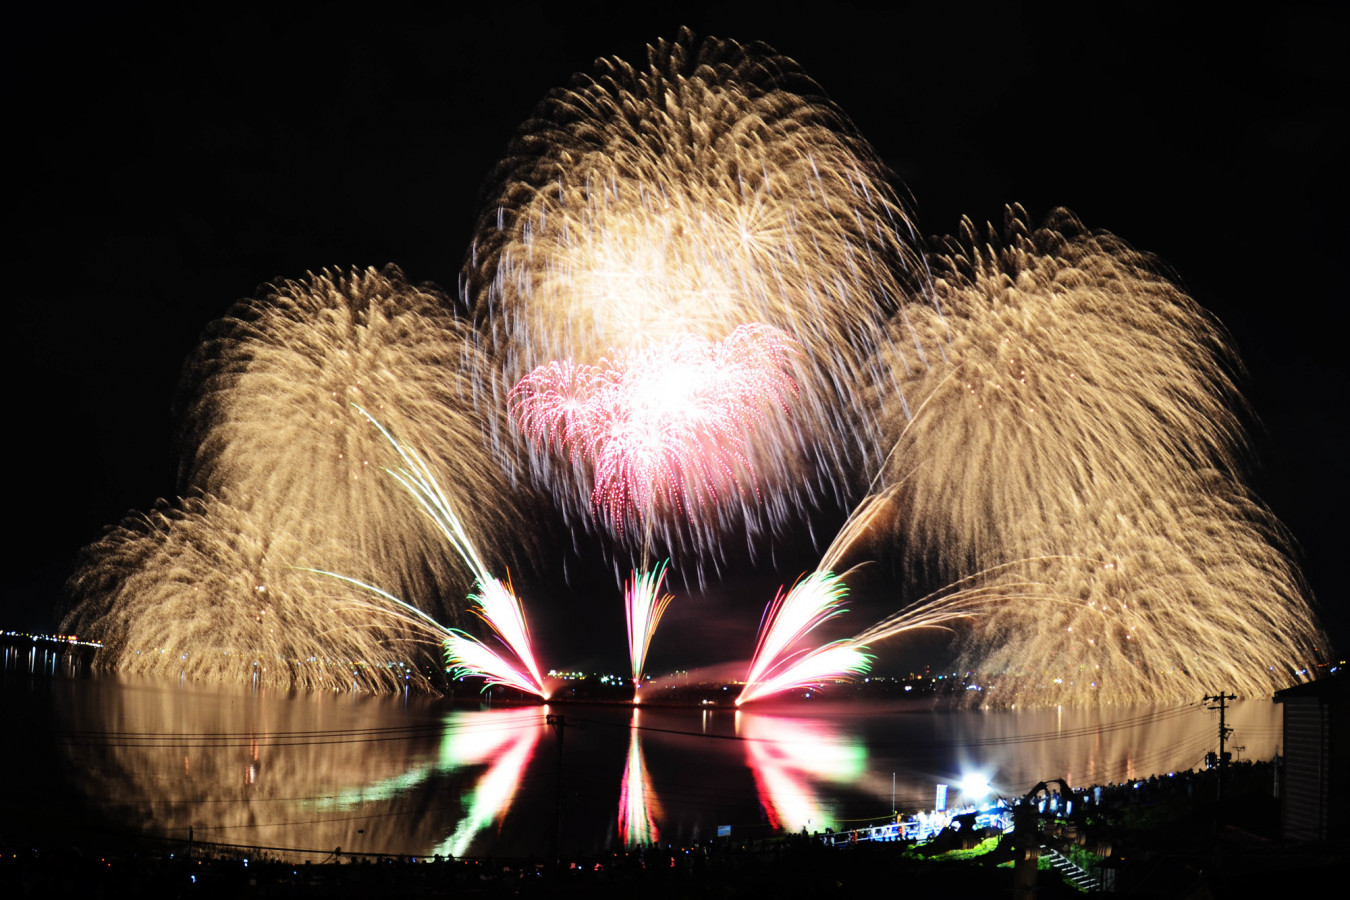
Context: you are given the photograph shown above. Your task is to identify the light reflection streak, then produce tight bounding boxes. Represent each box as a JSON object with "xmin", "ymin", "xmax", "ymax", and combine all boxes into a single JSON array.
[
  {"xmin": 434, "ymin": 708, "xmax": 544, "ymax": 858},
  {"xmin": 737, "ymin": 712, "xmax": 865, "ymax": 833},
  {"xmin": 47, "ymin": 681, "xmax": 1284, "ymax": 857},
  {"xmin": 618, "ymin": 714, "xmax": 660, "ymax": 846},
  {"xmin": 308, "ymin": 707, "xmax": 545, "ymax": 812}
]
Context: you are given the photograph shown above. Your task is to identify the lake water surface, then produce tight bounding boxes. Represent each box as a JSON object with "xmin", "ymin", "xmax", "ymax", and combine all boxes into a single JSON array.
[{"xmin": 2, "ymin": 672, "xmax": 1281, "ymax": 860}]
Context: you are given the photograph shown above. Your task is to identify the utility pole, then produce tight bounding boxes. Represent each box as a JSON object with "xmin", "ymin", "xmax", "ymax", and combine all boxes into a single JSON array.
[
  {"xmin": 546, "ymin": 713, "xmax": 580, "ymax": 860},
  {"xmin": 1203, "ymin": 692, "xmax": 1236, "ymax": 802}
]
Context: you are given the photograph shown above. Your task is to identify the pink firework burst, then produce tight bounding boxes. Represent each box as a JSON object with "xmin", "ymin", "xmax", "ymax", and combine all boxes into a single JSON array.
[{"xmin": 511, "ymin": 325, "xmax": 799, "ymax": 530}]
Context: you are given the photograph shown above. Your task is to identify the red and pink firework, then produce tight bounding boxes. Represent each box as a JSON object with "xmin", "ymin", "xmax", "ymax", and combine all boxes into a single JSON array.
[
  {"xmin": 445, "ymin": 577, "xmax": 550, "ymax": 700},
  {"xmin": 737, "ymin": 571, "xmax": 871, "ymax": 705},
  {"xmin": 510, "ymin": 325, "xmax": 799, "ymax": 533},
  {"xmin": 625, "ymin": 562, "xmax": 674, "ymax": 702}
]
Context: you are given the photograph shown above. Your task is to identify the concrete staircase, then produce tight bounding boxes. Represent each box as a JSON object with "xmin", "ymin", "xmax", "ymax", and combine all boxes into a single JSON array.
[{"xmin": 1043, "ymin": 847, "xmax": 1098, "ymax": 892}]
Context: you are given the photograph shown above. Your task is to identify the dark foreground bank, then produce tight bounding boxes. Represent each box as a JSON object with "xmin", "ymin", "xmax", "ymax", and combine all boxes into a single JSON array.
[{"xmin": 5, "ymin": 760, "xmax": 1349, "ymax": 898}]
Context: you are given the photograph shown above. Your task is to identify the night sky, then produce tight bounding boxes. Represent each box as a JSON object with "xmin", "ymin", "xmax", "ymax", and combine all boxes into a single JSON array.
[{"xmin": 6, "ymin": 4, "xmax": 1346, "ymax": 669}]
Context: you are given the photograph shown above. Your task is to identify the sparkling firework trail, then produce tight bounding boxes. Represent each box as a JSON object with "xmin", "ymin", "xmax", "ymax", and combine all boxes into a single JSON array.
[
  {"xmin": 737, "ymin": 642, "xmax": 871, "ymax": 707},
  {"xmin": 447, "ymin": 577, "xmax": 548, "ymax": 699},
  {"xmin": 443, "ymin": 628, "xmax": 544, "ymax": 698},
  {"xmin": 737, "ymin": 570, "xmax": 870, "ymax": 705},
  {"xmin": 469, "ymin": 29, "xmax": 927, "ymax": 562},
  {"xmin": 358, "ymin": 409, "xmax": 496, "ymax": 586},
  {"xmin": 358, "ymin": 409, "xmax": 548, "ymax": 698},
  {"xmin": 850, "ymin": 560, "xmax": 1080, "ymax": 646},
  {"xmin": 625, "ymin": 562, "xmax": 674, "ymax": 701},
  {"xmin": 511, "ymin": 325, "xmax": 799, "ymax": 533}
]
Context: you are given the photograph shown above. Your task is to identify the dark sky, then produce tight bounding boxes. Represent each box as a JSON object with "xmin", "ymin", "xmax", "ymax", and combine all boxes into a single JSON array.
[{"xmin": 5, "ymin": 3, "xmax": 1346, "ymax": 665}]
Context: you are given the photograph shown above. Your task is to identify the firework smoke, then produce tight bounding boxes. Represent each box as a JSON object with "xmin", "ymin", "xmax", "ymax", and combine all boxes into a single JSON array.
[{"xmin": 468, "ymin": 29, "xmax": 926, "ymax": 564}]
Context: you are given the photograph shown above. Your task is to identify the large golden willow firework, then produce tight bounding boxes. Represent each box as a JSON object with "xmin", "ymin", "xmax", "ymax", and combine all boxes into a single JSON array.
[
  {"xmin": 63, "ymin": 268, "xmax": 527, "ymax": 689},
  {"xmin": 175, "ymin": 266, "xmax": 526, "ymax": 622},
  {"xmin": 466, "ymin": 29, "xmax": 927, "ymax": 564},
  {"xmin": 61, "ymin": 496, "xmax": 440, "ymax": 691},
  {"xmin": 957, "ymin": 479, "xmax": 1323, "ymax": 704},
  {"xmin": 879, "ymin": 209, "xmax": 1249, "ymax": 581},
  {"xmin": 855, "ymin": 208, "xmax": 1327, "ymax": 704}
]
